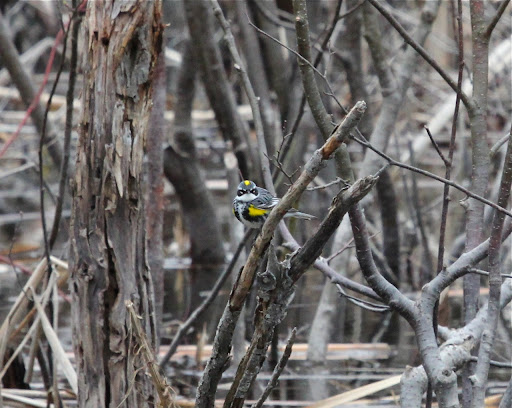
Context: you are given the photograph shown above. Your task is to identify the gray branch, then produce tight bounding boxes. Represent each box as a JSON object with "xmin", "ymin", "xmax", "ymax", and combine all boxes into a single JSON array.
[
  {"xmin": 225, "ymin": 172, "xmax": 378, "ymax": 406},
  {"xmin": 471, "ymin": 126, "xmax": 512, "ymax": 407},
  {"xmin": 400, "ymin": 280, "xmax": 512, "ymax": 408},
  {"xmin": 251, "ymin": 328, "xmax": 297, "ymax": 408}
]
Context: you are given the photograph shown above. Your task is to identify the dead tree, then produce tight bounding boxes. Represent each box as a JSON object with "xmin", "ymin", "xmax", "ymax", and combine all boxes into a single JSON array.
[{"xmin": 69, "ymin": 1, "xmax": 163, "ymax": 407}]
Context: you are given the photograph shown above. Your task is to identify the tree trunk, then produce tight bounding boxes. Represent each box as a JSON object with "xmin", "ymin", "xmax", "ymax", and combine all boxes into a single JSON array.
[{"xmin": 69, "ymin": 1, "xmax": 163, "ymax": 407}]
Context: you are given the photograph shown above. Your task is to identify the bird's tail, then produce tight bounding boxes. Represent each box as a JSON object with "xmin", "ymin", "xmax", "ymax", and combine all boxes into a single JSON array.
[{"xmin": 285, "ymin": 208, "xmax": 316, "ymax": 220}]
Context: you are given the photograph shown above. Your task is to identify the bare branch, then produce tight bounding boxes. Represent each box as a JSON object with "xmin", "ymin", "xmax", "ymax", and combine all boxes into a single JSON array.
[
  {"xmin": 288, "ymin": 175, "xmax": 380, "ymax": 284},
  {"xmin": 485, "ymin": 0, "xmax": 511, "ymax": 38},
  {"xmin": 469, "ymin": 268, "xmax": 512, "ymax": 279},
  {"xmin": 428, "ymin": 219, "xmax": 512, "ymax": 295},
  {"xmin": 490, "ymin": 134, "xmax": 511, "ymax": 158},
  {"xmin": 424, "ymin": 126, "xmax": 449, "ymax": 167},
  {"xmin": 335, "ymin": 284, "xmax": 390, "ymax": 312},
  {"xmin": 401, "ymin": 280, "xmax": 512, "ymax": 407},
  {"xmin": 349, "ymin": 204, "xmax": 416, "ymax": 323},
  {"xmin": 351, "ymin": 135, "xmax": 512, "ymax": 219},
  {"xmin": 225, "ymin": 172, "xmax": 379, "ymax": 405},
  {"xmin": 292, "ymin": 0, "xmax": 333, "ymax": 138},
  {"xmin": 49, "ymin": 6, "xmax": 82, "ymax": 248},
  {"xmin": 430, "ymin": 5, "xmax": 465, "ymax": 398},
  {"xmin": 471, "ymin": 125, "xmax": 512, "ymax": 407},
  {"xmin": 470, "ymin": 356, "xmax": 512, "ymax": 369},
  {"xmin": 251, "ymin": 328, "xmax": 297, "ymax": 408},
  {"xmin": 280, "ymin": 242, "xmax": 384, "ymax": 302},
  {"xmin": 462, "ymin": 2, "xmax": 495, "ymax": 398}
]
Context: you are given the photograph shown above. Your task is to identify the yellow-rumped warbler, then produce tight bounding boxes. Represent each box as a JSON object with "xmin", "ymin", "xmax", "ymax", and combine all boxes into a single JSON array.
[{"xmin": 232, "ymin": 180, "xmax": 315, "ymax": 229}]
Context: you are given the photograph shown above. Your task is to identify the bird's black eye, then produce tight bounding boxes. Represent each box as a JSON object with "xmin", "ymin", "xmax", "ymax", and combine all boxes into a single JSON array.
[
  {"xmin": 251, "ymin": 189, "xmax": 257, "ymax": 195},
  {"xmin": 237, "ymin": 190, "xmax": 245, "ymax": 196}
]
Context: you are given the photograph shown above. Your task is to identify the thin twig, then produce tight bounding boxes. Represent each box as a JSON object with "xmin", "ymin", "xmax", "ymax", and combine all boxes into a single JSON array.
[
  {"xmin": 470, "ymin": 356, "xmax": 512, "ymax": 369},
  {"xmin": 408, "ymin": 139, "xmax": 433, "ymax": 283},
  {"xmin": 249, "ymin": 22, "xmax": 328, "ymax": 95},
  {"xmin": 251, "ymin": 328, "xmax": 297, "ymax": 408},
  {"xmin": 436, "ymin": 0, "xmax": 465, "ymax": 274},
  {"xmin": 335, "ymin": 284, "xmax": 390, "ymax": 312},
  {"xmin": 469, "ymin": 268, "xmax": 512, "ymax": 279},
  {"xmin": 49, "ymin": 4, "xmax": 82, "ymax": 248},
  {"xmin": 490, "ymin": 133, "xmax": 511, "ymax": 158},
  {"xmin": 37, "ymin": 10, "xmax": 75, "ymax": 399},
  {"xmin": 326, "ymin": 231, "xmax": 380, "ymax": 262},
  {"xmin": 424, "ymin": 126, "xmax": 449, "ymax": 167},
  {"xmin": 271, "ymin": 95, "xmax": 307, "ymax": 183},
  {"xmin": 336, "ymin": 0, "xmax": 368, "ymax": 21},
  {"xmin": 312, "ymin": 0, "xmax": 344, "ymax": 67},
  {"xmin": 248, "ymin": 17, "xmax": 345, "ymax": 115},
  {"xmin": 307, "ymin": 177, "xmax": 350, "ymax": 191},
  {"xmin": 485, "ymin": 0, "xmax": 511, "ymax": 38},
  {"xmin": 351, "ymin": 134, "xmax": 512, "ymax": 219}
]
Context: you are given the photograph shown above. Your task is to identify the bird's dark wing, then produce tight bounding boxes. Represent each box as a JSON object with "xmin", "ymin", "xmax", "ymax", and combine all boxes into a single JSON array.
[{"xmin": 253, "ymin": 187, "xmax": 279, "ymax": 210}]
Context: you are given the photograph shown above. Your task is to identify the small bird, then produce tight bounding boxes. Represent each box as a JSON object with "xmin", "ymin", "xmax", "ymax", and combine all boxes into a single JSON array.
[{"xmin": 233, "ymin": 180, "xmax": 315, "ymax": 229}]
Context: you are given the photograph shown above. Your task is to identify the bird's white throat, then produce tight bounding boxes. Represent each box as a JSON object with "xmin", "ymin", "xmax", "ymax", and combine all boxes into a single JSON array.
[{"xmin": 237, "ymin": 192, "xmax": 257, "ymax": 202}]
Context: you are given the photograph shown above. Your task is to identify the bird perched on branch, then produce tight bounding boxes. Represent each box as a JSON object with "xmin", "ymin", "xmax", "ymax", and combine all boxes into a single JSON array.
[{"xmin": 233, "ymin": 180, "xmax": 315, "ymax": 229}]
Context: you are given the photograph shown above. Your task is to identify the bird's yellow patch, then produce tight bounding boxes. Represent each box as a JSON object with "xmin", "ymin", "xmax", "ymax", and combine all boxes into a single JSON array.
[
  {"xmin": 248, "ymin": 205, "xmax": 268, "ymax": 217},
  {"xmin": 244, "ymin": 180, "xmax": 251, "ymax": 185}
]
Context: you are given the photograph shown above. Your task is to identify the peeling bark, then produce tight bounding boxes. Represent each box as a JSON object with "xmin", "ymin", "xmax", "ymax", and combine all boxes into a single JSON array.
[{"xmin": 69, "ymin": 1, "xmax": 163, "ymax": 407}]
